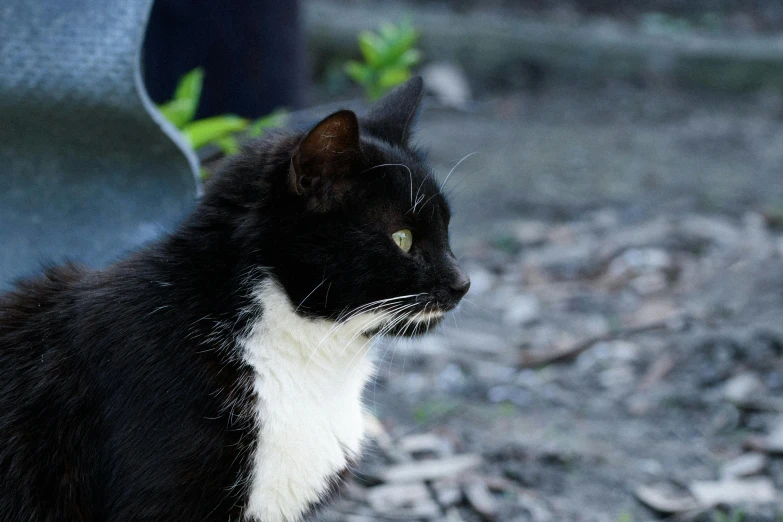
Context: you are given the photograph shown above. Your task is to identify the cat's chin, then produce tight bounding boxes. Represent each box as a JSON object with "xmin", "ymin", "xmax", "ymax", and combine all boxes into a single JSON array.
[{"xmin": 364, "ymin": 311, "xmax": 446, "ymax": 338}]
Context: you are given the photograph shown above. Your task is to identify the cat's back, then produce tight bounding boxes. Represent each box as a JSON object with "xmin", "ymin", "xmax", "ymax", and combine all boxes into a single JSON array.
[
  {"xmin": 0, "ymin": 264, "xmax": 104, "ymax": 521},
  {"xmin": 0, "ymin": 262, "xmax": 86, "ymax": 338}
]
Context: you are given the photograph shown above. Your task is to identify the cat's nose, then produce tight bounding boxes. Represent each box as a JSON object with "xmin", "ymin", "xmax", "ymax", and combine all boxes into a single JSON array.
[{"xmin": 449, "ymin": 270, "xmax": 471, "ymax": 300}]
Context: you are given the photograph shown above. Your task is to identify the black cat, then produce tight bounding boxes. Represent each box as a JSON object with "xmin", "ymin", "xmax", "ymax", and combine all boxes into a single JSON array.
[{"xmin": 0, "ymin": 78, "xmax": 469, "ymax": 522}]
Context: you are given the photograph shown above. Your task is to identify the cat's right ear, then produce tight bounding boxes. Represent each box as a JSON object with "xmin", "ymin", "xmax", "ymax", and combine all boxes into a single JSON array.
[
  {"xmin": 289, "ymin": 110, "xmax": 361, "ymax": 202},
  {"xmin": 362, "ymin": 76, "xmax": 424, "ymax": 145}
]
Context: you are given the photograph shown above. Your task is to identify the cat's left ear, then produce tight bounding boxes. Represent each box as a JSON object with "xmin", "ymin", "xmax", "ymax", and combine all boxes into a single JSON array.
[
  {"xmin": 289, "ymin": 110, "xmax": 361, "ymax": 202},
  {"xmin": 363, "ymin": 76, "xmax": 424, "ymax": 145}
]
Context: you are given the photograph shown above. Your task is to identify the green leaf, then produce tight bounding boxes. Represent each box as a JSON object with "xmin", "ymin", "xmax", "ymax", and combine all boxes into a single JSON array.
[
  {"xmin": 248, "ymin": 109, "xmax": 288, "ymax": 137},
  {"xmin": 344, "ymin": 61, "xmax": 372, "ymax": 86},
  {"xmin": 214, "ymin": 136, "xmax": 240, "ymax": 155},
  {"xmin": 378, "ymin": 67, "xmax": 411, "ymax": 91},
  {"xmin": 397, "ymin": 48, "xmax": 422, "ymax": 69},
  {"xmin": 345, "ymin": 20, "xmax": 421, "ymax": 101},
  {"xmin": 387, "ymin": 26, "xmax": 419, "ymax": 62},
  {"xmin": 158, "ymin": 99, "xmax": 193, "ymax": 129},
  {"xmin": 175, "ymin": 68, "xmax": 204, "ymax": 101},
  {"xmin": 379, "ymin": 22, "xmax": 399, "ymax": 42},
  {"xmin": 181, "ymin": 115, "xmax": 248, "ymax": 150},
  {"xmin": 165, "ymin": 67, "xmax": 204, "ymax": 127},
  {"xmin": 358, "ymin": 31, "xmax": 385, "ymax": 67}
]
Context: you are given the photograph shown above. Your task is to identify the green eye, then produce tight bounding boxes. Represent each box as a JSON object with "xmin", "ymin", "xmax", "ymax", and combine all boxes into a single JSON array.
[{"xmin": 392, "ymin": 229, "xmax": 413, "ymax": 253}]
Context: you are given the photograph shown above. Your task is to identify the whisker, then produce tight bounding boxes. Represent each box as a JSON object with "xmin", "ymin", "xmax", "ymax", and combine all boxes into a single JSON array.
[
  {"xmin": 294, "ymin": 278, "xmax": 326, "ymax": 313},
  {"xmin": 440, "ymin": 152, "xmax": 479, "ymax": 192},
  {"xmin": 360, "ymin": 163, "xmax": 414, "ymax": 205}
]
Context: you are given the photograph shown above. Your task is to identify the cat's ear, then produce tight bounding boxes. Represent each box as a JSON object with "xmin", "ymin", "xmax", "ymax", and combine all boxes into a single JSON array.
[
  {"xmin": 289, "ymin": 110, "xmax": 361, "ymax": 199},
  {"xmin": 363, "ymin": 76, "xmax": 424, "ymax": 145}
]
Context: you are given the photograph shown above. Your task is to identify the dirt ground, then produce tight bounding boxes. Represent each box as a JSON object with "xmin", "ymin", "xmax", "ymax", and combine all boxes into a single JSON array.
[{"xmin": 321, "ymin": 84, "xmax": 783, "ymax": 521}]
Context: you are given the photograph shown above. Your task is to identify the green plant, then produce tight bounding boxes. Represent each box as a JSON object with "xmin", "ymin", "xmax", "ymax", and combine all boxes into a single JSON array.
[
  {"xmin": 344, "ymin": 20, "xmax": 422, "ymax": 100},
  {"xmin": 617, "ymin": 511, "xmax": 634, "ymax": 522},
  {"xmin": 714, "ymin": 510, "xmax": 745, "ymax": 522},
  {"xmin": 158, "ymin": 68, "xmax": 288, "ymax": 159},
  {"xmin": 412, "ymin": 398, "xmax": 460, "ymax": 425}
]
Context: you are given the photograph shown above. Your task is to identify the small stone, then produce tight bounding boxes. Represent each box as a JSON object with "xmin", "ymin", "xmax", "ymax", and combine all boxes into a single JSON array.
[
  {"xmin": 576, "ymin": 340, "xmax": 640, "ymax": 371},
  {"xmin": 629, "ymin": 271, "xmax": 668, "ymax": 295},
  {"xmin": 470, "ymin": 361, "xmax": 517, "ymax": 383},
  {"xmin": 438, "ymin": 363, "xmax": 468, "ymax": 391},
  {"xmin": 523, "ymin": 241, "xmax": 597, "ymax": 280},
  {"xmin": 380, "ymin": 454, "xmax": 482, "ymax": 483},
  {"xmin": 398, "ymin": 433, "xmax": 453, "ymax": 458},
  {"xmin": 464, "ymin": 480, "xmax": 498, "ymax": 519},
  {"xmin": 720, "ymin": 452, "xmax": 767, "ymax": 479},
  {"xmin": 723, "ymin": 373, "xmax": 766, "ymax": 405},
  {"xmin": 598, "ymin": 364, "xmax": 636, "ymax": 391},
  {"xmin": 607, "ymin": 248, "xmax": 672, "ymax": 281},
  {"xmin": 628, "ymin": 299, "xmax": 681, "ymax": 328},
  {"xmin": 446, "ymin": 330, "xmax": 507, "ymax": 355},
  {"xmin": 634, "ymin": 483, "xmax": 700, "ymax": 514},
  {"xmin": 410, "ymin": 335, "xmax": 449, "ymax": 357},
  {"xmin": 681, "ymin": 215, "xmax": 741, "ymax": 247},
  {"xmin": 516, "ymin": 489, "xmax": 554, "ymax": 522},
  {"xmin": 467, "ymin": 265, "xmax": 495, "ymax": 295},
  {"xmin": 421, "ymin": 62, "xmax": 472, "ymax": 109},
  {"xmin": 366, "ymin": 482, "xmax": 441, "ymax": 518},
  {"xmin": 503, "ymin": 294, "xmax": 540, "ymax": 325},
  {"xmin": 689, "ymin": 477, "xmax": 776, "ymax": 505},
  {"xmin": 759, "ymin": 417, "xmax": 783, "ymax": 453},
  {"xmin": 511, "ymin": 220, "xmax": 549, "ymax": 246},
  {"xmin": 445, "ymin": 506, "xmax": 467, "ymax": 522},
  {"xmin": 487, "ymin": 385, "xmax": 532, "ymax": 406},
  {"xmin": 433, "ymin": 478, "xmax": 462, "ymax": 507}
]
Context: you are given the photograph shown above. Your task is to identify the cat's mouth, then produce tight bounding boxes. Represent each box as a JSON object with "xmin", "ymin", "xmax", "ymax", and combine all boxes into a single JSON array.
[{"xmin": 361, "ymin": 302, "xmax": 447, "ymax": 337}]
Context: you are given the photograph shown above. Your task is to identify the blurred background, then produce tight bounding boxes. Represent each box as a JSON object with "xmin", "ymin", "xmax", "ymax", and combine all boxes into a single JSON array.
[{"xmin": 4, "ymin": 0, "xmax": 783, "ymax": 520}]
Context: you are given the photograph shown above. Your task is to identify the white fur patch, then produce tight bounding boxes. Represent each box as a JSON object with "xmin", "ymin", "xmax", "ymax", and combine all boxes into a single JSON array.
[{"xmin": 241, "ymin": 282, "xmax": 382, "ymax": 522}]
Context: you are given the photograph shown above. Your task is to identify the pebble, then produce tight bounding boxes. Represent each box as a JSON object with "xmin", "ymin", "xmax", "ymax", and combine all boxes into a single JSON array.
[
  {"xmin": 759, "ymin": 417, "xmax": 783, "ymax": 453},
  {"xmin": 634, "ymin": 483, "xmax": 701, "ymax": 514},
  {"xmin": 366, "ymin": 482, "xmax": 441, "ymax": 518},
  {"xmin": 607, "ymin": 248, "xmax": 672, "ymax": 281},
  {"xmin": 421, "ymin": 62, "xmax": 472, "ymax": 109},
  {"xmin": 723, "ymin": 372, "xmax": 765, "ymax": 405},
  {"xmin": 433, "ymin": 478, "xmax": 463, "ymax": 507},
  {"xmin": 503, "ymin": 294, "xmax": 541, "ymax": 325},
  {"xmin": 576, "ymin": 340, "xmax": 641, "ymax": 371},
  {"xmin": 487, "ymin": 385, "xmax": 532, "ymax": 406},
  {"xmin": 467, "ymin": 265, "xmax": 496, "ymax": 295},
  {"xmin": 629, "ymin": 271, "xmax": 668, "ymax": 295},
  {"xmin": 379, "ymin": 454, "xmax": 482, "ymax": 483},
  {"xmin": 598, "ymin": 364, "xmax": 637, "ymax": 391},
  {"xmin": 399, "ymin": 433, "xmax": 453, "ymax": 458},
  {"xmin": 628, "ymin": 298, "xmax": 681, "ymax": 328},
  {"xmin": 720, "ymin": 452, "xmax": 767, "ymax": 479},
  {"xmin": 438, "ymin": 363, "xmax": 468, "ymax": 391},
  {"xmin": 511, "ymin": 220, "xmax": 550, "ymax": 247},
  {"xmin": 464, "ymin": 480, "xmax": 498, "ymax": 519},
  {"xmin": 445, "ymin": 330, "xmax": 508, "ymax": 355},
  {"xmin": 680, "ymin": 215, "xmax": 741, "ymax": 247},
  {"xmin": 689, "ymin": 477, "xmax": 777, "ymax": 505}
]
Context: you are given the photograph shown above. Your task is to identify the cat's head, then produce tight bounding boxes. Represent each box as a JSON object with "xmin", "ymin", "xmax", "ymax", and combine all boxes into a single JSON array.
[{"xmin": 215, "ymin": 78, "xmax": 469, "ymax": 336}]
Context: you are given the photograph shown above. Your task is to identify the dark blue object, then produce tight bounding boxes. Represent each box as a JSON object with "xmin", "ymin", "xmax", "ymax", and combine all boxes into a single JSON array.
[{"xmin": 143, "ymin": 0, "xmax": 305, "ymax": 118}]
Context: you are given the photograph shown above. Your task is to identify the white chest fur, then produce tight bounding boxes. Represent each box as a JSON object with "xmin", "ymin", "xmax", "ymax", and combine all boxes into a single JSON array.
[{"xmin": 240, "ymin": 282, "xmax": 379, "ymax": 522}]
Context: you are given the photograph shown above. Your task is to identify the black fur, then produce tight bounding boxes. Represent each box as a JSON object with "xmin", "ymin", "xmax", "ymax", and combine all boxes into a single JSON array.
[{"xmin": 0, "ymin": 78, "xmax": 469, "ymax": 521}]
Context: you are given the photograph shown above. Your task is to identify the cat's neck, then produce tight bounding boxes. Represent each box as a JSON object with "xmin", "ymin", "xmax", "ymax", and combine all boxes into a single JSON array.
[{"xmin": 241, "ymin": 280, "xmax": 381, "ymax": 372}]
